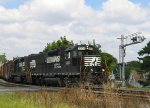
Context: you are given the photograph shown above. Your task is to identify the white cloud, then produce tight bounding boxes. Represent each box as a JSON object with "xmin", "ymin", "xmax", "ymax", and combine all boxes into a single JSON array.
[{"xmin": 0, "ymin": 0, "xmax": 149, "ymax": 62}]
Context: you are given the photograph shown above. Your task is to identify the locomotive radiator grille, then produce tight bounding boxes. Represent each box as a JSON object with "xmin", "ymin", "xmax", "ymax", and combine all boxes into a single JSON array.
[{"xmin": 84, "ymin": 56, "xmax": 101, "ymax": 66}]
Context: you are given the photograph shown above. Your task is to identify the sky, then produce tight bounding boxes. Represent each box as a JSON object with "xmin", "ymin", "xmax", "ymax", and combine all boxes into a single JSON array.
[{"xmin": 0, "ymin": 0, "xmax": 150, "ymax": 62}]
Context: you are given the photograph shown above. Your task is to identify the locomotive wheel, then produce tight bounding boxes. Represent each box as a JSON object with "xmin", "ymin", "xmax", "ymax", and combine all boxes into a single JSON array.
[
  {"xmin": 57, "ymin": 78, "xmax": 65, "ymax": 87},
  {"xmin": 64, "ymin": 77, "xmax": 70, "ymax": 87}
]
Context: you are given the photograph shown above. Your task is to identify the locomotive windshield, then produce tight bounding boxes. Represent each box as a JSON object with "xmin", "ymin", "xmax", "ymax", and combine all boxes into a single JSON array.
[{"xmin": 78, "ymin": 50, "xmax": 97, "ymax": 56}]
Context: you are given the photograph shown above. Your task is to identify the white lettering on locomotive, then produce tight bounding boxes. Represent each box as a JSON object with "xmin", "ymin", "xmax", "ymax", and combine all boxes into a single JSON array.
[
  {"xmin": 54, "ymin": 63, "xmax": 61, "ymax": 68},
  {"xmin": 46, "ymin": 56, "xmax": 60, "ymax": 63}
]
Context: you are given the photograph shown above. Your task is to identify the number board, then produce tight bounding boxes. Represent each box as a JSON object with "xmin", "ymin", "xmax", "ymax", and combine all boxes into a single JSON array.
[
  {"xmin": 78, "ymin": 46, "xmax": 93, "ymax": 50},
  {"xmin": 78, "ymin": 47, "xmax": 86, "ymax": 50}
]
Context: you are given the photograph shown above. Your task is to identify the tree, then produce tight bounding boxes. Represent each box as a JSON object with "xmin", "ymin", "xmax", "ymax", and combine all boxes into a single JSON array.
[
  {"xmin": 43, "ymin": 36, "xmax": 74, "ymax": 52},
  {"xmin": 138, "ymin": 41, "xmax": 150, "ymax": 85},
  {"xmin": 138, "ymin": 41, "xmax": 150, "ymax": 56},
  {"xmin": 0, "ymin": 54, "xmax": 7, "ymax": 64},
  {"xmin": 101, "ymin": 52, "xmax": 118, "ymax": 73},
  {"xmin": 138, "ymin": 41, "xmax": 150, "ymax": 71}
]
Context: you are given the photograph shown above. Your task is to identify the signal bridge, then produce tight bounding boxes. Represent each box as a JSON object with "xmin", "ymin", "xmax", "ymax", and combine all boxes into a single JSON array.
[{"xmin": 117, "ymin": 32, "xmax": 146, "ymax": 87}]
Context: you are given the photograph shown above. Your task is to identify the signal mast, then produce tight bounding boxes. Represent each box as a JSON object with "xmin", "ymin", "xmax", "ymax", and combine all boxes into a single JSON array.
[{"xmin": 117, "ymin": 32, "xmax": 145, "ymax": 87}]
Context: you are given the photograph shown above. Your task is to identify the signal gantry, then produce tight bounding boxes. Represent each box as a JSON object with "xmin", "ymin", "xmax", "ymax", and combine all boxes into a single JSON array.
[{"xmin": 117, "ymin": 32, "xmax": 145, "ymax": 87}]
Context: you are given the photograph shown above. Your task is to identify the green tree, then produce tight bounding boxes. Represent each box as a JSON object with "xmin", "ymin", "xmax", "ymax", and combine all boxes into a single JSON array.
[
  {"xmin": 138, "ymin": 41, "xmax": 150, "ymax": 71},
  {"xmin": 138, "ymin": 41, "xmax": 150, "ymax": 84},
  {"xmin": 138, "ymin": 41, "xmax": 150, "ymax": 56},
  {"xmin": 0, "ymin": 54, "xmax": 7, "ymax": 64},
  {"xmin": 101, "ymin": 52, "xmax": 118, "ymax": 73},
  {"xmin": 43, "ymin": 36, "xmax": 74, "ymax": 52}
]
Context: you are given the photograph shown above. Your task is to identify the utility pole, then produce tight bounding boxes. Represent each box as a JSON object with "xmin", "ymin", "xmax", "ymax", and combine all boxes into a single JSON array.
[{"xmin": 117, "ymin": 32, "xmax": 145, "ymax": 87}]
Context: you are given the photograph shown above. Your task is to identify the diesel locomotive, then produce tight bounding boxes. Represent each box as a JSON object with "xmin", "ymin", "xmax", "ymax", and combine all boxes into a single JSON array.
[{"xmin": 0, "ymin": 44, "xmax": 107, "ymax": 86}]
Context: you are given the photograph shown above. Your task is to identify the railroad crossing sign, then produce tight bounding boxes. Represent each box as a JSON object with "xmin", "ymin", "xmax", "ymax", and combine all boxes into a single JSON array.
[{"xmin": 117, "ymin": 32, "xmax": 145, "ymax": 87}]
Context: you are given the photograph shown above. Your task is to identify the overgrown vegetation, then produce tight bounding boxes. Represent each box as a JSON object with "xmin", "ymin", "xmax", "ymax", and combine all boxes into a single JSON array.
[{"xmin": 0, "ymin": 85, "xmax": 149, "ymax": 108}]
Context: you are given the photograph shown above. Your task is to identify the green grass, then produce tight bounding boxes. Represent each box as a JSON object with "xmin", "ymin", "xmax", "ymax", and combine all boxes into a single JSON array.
[{"xmin": 0, "ymin": 93, "xmax": 39, "ymax": 108}]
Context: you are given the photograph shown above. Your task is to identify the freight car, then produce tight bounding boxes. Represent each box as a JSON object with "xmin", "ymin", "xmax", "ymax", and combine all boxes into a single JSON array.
[
  {"xmin": 1, "ymin": 44, "xmax": 106, "ymax": 86},
  {"xmin": 0, "ymin": 61, "xmax": 13, "ymax": 80}
]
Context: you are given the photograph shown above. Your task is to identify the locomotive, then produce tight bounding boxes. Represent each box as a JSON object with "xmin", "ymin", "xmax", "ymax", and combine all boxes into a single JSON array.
[{"xmin": 0, "ymin": 44, "xmax": 106, "ymax": 86}]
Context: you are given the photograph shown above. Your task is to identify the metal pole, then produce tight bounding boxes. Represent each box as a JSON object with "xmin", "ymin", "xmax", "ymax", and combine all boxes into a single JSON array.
[
  {"xmin": 121, "ymin": 35, "xmax": 125, "ymax": 87},
  {"xmin": 119, "ymin": 45, "xmax": 122, "ymax": 80}
]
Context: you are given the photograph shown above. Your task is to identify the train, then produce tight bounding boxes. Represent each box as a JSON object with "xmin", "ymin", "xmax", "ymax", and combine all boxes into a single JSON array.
[{"xmin": 0, "ymin": 44, "xmax": 107, "ymax": 86}]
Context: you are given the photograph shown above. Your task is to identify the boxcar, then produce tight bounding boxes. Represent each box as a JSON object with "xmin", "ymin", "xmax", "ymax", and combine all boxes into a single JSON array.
[{"xmin": 1, "ymin": 61, "xmax": 13, "ymax": 80}]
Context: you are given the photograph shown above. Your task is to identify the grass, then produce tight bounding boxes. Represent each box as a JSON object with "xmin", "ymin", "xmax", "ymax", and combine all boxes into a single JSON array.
[
  {"xmin": 0, "ymin": 85, "xmax": 149, "ymax": 108},
  {"xmin": 0, "ymin": 93, "xmax": 36, "ymax": 108}
]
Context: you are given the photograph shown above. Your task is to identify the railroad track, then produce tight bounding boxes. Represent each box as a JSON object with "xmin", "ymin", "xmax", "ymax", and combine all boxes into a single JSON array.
[
  {"xmin": 0, "ymin": 78, "xmax": 150, "ymax": 100},
  {"xmin": 0, "ymin": 79, "xmax": 65, "ymax": 92},
  {"xmin": 0, "ymin": 79, "xmax": 30, "ymax": 87},
  {"xmin": 89, "ymin": 88, "xmax": 150, "ymax": 102}
]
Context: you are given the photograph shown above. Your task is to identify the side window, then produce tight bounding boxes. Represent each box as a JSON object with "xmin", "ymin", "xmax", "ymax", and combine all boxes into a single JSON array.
[
  {"xmin": 66, "ymin": 52, "xmax": 70, "ymax": 59},
  {"xmin": 78, "ymin": 51, "xmax": 82, "ymax": 57}
]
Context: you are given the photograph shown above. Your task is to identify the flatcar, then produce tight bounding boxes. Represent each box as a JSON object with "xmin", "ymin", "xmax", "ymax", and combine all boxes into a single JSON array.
[{"xmin": 1, "ymin": 44, "xmax": 106, "ymax": 86}]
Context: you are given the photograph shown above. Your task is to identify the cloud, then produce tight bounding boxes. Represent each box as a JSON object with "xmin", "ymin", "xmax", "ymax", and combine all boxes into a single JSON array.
[{"xmin": 0, "ymin": 0, "xmax": 149, "ymax": 62}]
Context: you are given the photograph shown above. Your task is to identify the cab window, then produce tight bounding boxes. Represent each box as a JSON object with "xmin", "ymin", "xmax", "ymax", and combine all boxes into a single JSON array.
[{"xmin": 73, "ymin": 51, "xmax": 77, "ymax": 57}]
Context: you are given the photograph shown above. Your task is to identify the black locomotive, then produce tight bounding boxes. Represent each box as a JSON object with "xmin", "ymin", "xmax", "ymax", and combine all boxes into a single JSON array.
[{"xmin": 0, "ymin": 44, "xmax": 106, "ymax": 86}]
